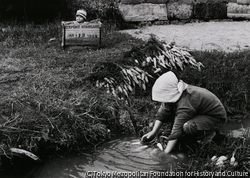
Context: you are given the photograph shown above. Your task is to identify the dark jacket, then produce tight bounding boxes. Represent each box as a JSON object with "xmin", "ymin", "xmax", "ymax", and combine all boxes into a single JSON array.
[{"xmin": 156, "ymin": 85, "xmax": 227, "ymax": 140}]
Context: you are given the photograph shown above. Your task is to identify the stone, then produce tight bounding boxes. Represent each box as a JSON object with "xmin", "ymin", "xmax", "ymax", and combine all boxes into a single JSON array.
[
  {"xmin": 237, "ymin": 0, "xmax": 250, "ymax": 5},
  {"xmin": 227, "ymin": 2, "xmax": 250, "ymax": 19},
  {"xmin": 228, "ymin": 13, "xmax": 250, "ymax": 18},
  {"xmin": 119, "ymin": 3, "xmax": 168, "ymax": 22},
  {"xmin": 227, "ymin": 2, "xmax": 250, "ymax": 13},
  {"xmin": 193, "ymin": 0, "xmax": 228, "ymax": 3},
  {"xmin": 121, "ymin": 0, "xmax": 168, "ymax": 4},
  {"xmin": 167, "ymin": 2, "xmax": 193, "ymax": 20},
  {"xmin": 121, "ymin": 0, "xmax": 143, "ymax": 4},
  {"xmin": 145, "ymin": 0, "xmax": 169, "ymax": 3},
  {"xmin": 168, "ymin": 0, "xmax": 194, "ymax": 5}
]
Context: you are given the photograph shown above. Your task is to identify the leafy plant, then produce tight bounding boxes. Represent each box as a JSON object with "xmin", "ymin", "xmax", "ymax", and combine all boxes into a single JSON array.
[{"xmin": 86, "ymin": 35, "xmax": 204, "ymax": 99}]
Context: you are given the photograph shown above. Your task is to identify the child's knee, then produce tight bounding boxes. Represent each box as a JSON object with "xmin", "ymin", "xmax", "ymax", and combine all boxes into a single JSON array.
[{"xmin": 183, "ymin": 120, "xmax": 198, "ymax": 136}]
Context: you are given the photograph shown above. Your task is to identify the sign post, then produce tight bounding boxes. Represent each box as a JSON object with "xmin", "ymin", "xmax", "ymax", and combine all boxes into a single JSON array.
[{"xmin": 61, "ymin": 21, "xmax": 102, "ymax": 49}]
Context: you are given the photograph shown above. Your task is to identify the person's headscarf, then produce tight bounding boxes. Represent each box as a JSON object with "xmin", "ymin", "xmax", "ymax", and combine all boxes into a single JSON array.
[
  {"xmin": 152, "ymin": 71, "xmax": 188, "ymax": 103},
  {"xmin": 76, "ymin": 9, "xmax": 87, "ymax": 20}
]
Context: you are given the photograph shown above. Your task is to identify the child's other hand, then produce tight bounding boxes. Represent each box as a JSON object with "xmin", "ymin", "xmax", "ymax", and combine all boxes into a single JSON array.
[{"xmin": 141, "ymin": 131, "xmax": 155, "ymax": 143}]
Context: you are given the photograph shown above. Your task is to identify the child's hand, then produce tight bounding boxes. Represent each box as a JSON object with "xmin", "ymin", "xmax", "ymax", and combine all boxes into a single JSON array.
[{"xmin": 141, "ymin": 131, "xmax": 155, "ymax": 143}]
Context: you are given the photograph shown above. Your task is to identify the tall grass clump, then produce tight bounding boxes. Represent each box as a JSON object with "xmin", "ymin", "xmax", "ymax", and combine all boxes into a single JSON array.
[
  {"xmin": 176, "ymin": 129, "xmax": 250, "ymax": 173},
  {"xmin": 0, "ymin": 22, "xmax": 61, "ymax": 49},
  {"xmin": 179, "ymin": 50, "xmax": 250, "ymax": 119}
]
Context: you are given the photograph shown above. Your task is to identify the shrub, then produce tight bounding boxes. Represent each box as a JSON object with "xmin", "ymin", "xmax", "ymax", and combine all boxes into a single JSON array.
[
  {"xmin": 167, "ymin": 2, "xmax": 193, "ymax": 20},
  {"xmin": 179, "ymin": 50, "xmax": 250, "ymax": 118},
  {"xmin": 0, "ymin": 0, "xmax": 124, "ymax": 28},
  {"xmin": 193, "ymin": 2, "xmax": 228, "ymax": 20}
]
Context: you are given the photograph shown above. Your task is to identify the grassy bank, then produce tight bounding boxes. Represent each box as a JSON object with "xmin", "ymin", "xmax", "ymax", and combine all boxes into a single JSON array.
[
  {"xmin": 0, "ymin": 21, "xmax": 249, "ymax": 174},
  {"xmin": 0, "ymin": 21, "xmax": 144, "ymax": 154}
]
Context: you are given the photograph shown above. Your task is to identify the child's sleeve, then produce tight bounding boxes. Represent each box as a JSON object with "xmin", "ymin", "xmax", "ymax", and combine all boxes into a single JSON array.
[
  {"xmin": 168, "ymin": 100, "xmax": 196, "ymax": 140},
  {"xmin": 155, "ymin": 103, "xmax": 175, "ymax": 123}
]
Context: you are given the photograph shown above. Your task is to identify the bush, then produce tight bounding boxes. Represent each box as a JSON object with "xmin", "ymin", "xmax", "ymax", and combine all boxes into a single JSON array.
[
  {"xmin": 0, "ymin": 0, "xmax": 68, "ymax": 23},
  {"xmin": 179, "ymin": 50, "xmax": 250, "ymax": 118},
  {"xmin": 0, "ymin": 0, "xmax": 124, "ymax": 28},
  {"xmin": 193, "ymin": 2, "xmax": 228, "ymax": 20}
]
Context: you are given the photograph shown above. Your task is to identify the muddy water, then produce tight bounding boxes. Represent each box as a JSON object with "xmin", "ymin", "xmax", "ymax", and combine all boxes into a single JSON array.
[{"xmin": 31, "ymin": 136, "xmax": 189, "ymax": 178}]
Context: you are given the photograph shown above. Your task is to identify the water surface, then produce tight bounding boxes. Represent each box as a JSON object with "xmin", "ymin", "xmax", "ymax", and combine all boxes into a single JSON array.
[
  {"xmin": 32, "ymin": 136, "xmax": 188, "ymax": 178},
  {"xmin": 2, "ymin": 118, "xmax": 250, "ymax": 178}
]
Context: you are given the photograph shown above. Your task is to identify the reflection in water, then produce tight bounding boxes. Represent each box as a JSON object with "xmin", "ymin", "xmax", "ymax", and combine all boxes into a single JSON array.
[
  {"xmin": 3, "ymin": 119, "xmax": 250, "ymax": 178},
  {"xmin": 32, "ymin": 136, "xmax": 189, "ymax": 178},
  {"xmin": 32, "ymin": 119, "xmax": 250, "ymax": 178}
]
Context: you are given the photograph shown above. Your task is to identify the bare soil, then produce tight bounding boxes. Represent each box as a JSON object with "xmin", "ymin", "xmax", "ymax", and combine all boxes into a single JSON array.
[{"xmin": 121, "ymin": 21, "xmax": 250, "ymax": 52}]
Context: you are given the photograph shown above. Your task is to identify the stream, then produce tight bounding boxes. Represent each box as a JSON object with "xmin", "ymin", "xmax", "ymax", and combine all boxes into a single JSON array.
[
  {"xmin": 28, "ymin": 136, "xmax": 189, "ymax": 178},
  {"xmin": 1, "ymin": 118, "xmax": 250, "ymax": 178}
]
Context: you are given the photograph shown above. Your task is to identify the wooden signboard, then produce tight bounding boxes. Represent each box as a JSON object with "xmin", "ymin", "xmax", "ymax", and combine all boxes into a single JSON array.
[{"xmin": 61, "ymin": 21, "xmax": 102, "ymax": 49}]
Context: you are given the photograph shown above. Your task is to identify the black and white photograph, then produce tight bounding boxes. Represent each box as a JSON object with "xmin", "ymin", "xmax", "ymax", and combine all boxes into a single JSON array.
[{"xmin": 0, "ymin": 0, "xmax": 249, "ymax": 177}]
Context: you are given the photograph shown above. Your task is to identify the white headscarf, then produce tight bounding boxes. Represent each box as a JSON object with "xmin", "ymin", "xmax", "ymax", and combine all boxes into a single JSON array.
[
  {"xmin": 76, "ymin": 9, "xmax": 87, "ymax": 19},
  {"xmin": 152, "ymin": 71, "xmax": 188, "ymax": 103}
]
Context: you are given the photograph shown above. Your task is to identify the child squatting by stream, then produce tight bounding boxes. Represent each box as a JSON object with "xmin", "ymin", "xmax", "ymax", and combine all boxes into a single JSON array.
[{"xmin": 141, "ymin": 71, "xmax": 227, "ymax": 153}]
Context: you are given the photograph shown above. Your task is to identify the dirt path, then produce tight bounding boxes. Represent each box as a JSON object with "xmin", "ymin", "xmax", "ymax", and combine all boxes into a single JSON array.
[{"xmin": 121, "ymin": 21, "xmax": 250, "ymax": 52}]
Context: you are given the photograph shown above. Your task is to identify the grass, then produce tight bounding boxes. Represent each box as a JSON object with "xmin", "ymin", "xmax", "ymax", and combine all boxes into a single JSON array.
[
  {"xmin": 179, "ymin": 50, "xmax": 250, "ymax": 118},
  {"xmin": 0, "ymin": 21, "xmax": 146, "ymax": 155},
  {"xmin": 175, "ymin": 131, "xmax": 250, "ymax": 173},
  {"xmin": 0, "ymin": 20, "xmax": 249, "ymax": 175}
]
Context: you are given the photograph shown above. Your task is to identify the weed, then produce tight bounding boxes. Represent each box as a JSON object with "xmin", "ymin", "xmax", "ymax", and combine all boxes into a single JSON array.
[{"xmin": 0, "ymin": 20, "xmax": 249, "ymax": 174}]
